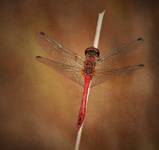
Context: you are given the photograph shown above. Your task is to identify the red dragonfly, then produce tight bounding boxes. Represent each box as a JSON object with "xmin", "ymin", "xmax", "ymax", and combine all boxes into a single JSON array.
[{"xmin": 36, "ymin": 32, "xmax": 144, "ymax": 129}]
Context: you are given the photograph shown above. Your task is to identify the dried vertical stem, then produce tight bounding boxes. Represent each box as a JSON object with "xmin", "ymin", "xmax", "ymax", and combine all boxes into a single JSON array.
[
  {"xmin": 93, "ymin": 10, "xmax": 105, "ymax": 48},
  {"xmin": 74, "ymin": 10, "xmax": 105, "ymax": 150}
]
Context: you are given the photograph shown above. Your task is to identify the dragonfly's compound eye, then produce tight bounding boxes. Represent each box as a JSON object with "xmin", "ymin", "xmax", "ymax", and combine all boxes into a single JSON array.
[
  {"xmin": 94, "ymin": 48, "xmax": 100, "ymax": 57},
  {"xmin": 85, "ymin": 47, "xmax": 100, "ymax": 57}
]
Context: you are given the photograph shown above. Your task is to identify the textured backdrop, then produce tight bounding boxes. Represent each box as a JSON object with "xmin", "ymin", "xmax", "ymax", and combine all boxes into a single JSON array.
[{"xmin": 0, "ymin": 0, "xmax": 159, "ymax": 150}]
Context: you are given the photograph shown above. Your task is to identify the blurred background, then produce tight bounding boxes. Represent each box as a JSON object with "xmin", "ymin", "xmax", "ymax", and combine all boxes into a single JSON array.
[{"xmin": 0, "ymin": 0, "xmax": 159, "ymax": 150}]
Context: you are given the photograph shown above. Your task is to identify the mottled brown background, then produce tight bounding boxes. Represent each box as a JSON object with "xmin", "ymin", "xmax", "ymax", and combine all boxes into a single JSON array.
[{"xmin": 0, "ymin": 0, "xmax": 159, "ymax": 150}]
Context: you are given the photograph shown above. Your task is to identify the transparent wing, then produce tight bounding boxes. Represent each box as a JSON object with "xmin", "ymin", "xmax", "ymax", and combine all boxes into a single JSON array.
[
  {"xmin": 91, "ymin": 64, "xmax": 144, "ymax": 87},
  {"xmin": 37, "ymin": 32, "xmax": 84, "ymax": 67},
  {"xmin": 36, "ymin": 56, "xmax": 84, "ymax": 86},
  {"xmin": 96, "ymin": 37, "xmax": 144, "ymax": 70}
]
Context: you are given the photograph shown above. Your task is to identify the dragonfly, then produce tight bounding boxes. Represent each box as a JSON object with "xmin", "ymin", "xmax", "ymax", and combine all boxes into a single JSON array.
[{"xmin": 36, "ymin": 32, "xmax": 144, "ymax": 129}]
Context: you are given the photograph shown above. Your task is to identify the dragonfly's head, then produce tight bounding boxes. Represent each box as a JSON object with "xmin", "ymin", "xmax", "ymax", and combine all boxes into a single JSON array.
[{"xmin": 85, "ymin": 47, "xmax": 100, "ymax": 58}]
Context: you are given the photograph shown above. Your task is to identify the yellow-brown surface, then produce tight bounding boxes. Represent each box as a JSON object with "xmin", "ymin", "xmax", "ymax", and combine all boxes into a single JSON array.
[{"xmin": 0, "ymin": 0, "xmax": 158, "ymax": 150}]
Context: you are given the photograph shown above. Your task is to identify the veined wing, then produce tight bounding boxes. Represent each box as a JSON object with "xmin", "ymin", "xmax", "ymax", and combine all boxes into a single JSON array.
[
  {"xmin": 37, "ymin": 32, "xmax": 84, "ymax": 67},
  {"xmin": 91, "ymin": 64, "xmax": 144, "ymax": 87},
  {"xmin": 96, "ymin": 37, "xmax": 144, "ymax": 69},
  {"xmin": 36, "ymin": 56, "xmax": 84, "ymax": 86}
]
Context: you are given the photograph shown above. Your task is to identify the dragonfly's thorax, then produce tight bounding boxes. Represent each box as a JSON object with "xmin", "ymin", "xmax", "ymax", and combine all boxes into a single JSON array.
[
  {"xmin": 83, "ymin": 46, "xmax": 100, "ymax": 76},
  {"xmin": 83, "ymin": 56, "xmax": 96, "ymax": 76}
]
